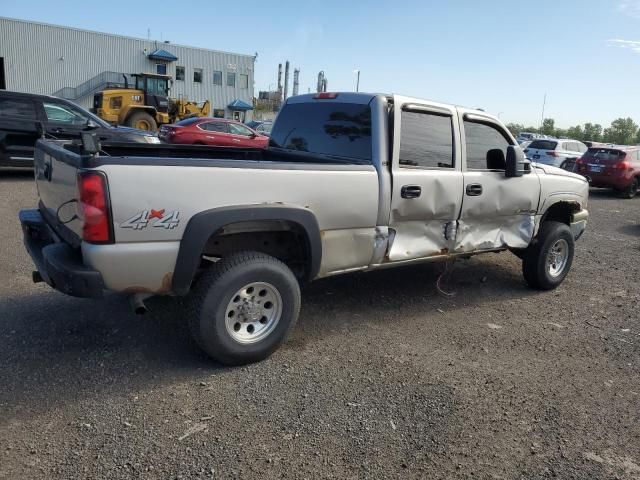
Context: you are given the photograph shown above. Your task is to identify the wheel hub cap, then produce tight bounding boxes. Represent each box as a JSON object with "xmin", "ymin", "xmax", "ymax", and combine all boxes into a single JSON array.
[
  {"xmin": 224, "ymin": 282, "xmax": 282, "ymax": 344},
  {"xmin": 547, "ymin": 239, "xmax": 569, "ymax": 278}
]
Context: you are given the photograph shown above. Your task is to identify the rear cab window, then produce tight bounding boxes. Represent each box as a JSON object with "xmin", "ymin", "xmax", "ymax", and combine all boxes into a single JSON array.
[
  {"xmin": 584, "ymin": 148, "xmax": 625, "ymax": 161},
  {"xmin": 529, "ymin": 140, "xmax": 558, "ymax": 150},
  {"xmin": 176, "ymin": 117, "xmax": 203, "ymax": 127},
  {"xmin": 269, "ymin": 102, "xmax": 372, "ymax": 164}
]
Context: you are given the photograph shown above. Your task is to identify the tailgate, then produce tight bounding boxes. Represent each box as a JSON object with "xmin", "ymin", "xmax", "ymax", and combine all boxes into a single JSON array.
[{"xmin": 34, "ymin": 140, "xmax": 86, "ymax": 245}]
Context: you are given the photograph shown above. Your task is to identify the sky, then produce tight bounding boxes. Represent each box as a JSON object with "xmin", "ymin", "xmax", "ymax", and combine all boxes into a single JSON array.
[{"xmin": 2, "ymin": 0, "xmax": 640, "ymax": 128}]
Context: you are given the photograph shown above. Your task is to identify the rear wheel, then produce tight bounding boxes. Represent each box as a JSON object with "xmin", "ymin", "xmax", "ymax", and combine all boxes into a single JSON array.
[
  {"xmin": 186, "ymin": 251, "xmax": 301, "ymax": 365},
  {"xmin": 522, "ymin": 221, "xmax": 575, "ymax": 290},
  {"xmin": 619, "ymin": 177, "xmax": 638, "ymax": 199},
  {"xmin": 126, "ymin": 111, "xmax": 157, "ymax": 132}
]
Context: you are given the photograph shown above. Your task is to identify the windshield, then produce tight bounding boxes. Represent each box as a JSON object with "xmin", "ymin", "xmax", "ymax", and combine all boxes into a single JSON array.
[{"xmin": 269, "ymin": 102, "xmax": 372, "ymax": 163}]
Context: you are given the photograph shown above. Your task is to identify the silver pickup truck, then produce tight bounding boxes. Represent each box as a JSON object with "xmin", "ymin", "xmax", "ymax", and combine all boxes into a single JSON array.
[{"xmin": 20, "ymin": 92, "xmax": 589, "ymax": 365}]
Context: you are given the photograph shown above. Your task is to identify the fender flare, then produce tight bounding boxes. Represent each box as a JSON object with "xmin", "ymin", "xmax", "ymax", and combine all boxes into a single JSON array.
[{"xmin": 171, "ymin": 205, "xmax": 322, "ymax": 295}]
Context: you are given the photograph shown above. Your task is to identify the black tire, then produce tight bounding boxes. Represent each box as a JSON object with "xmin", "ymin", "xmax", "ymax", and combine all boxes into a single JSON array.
[
  {"xmin": 522, "ymin": 221, "xmax": 575, "ymax": 290},
  {"xmin": 126, "ymin": 111, "xmax": 157, "ymax": 132},
  {"xmin": 186, "ymin": 251, "xmax": 301, "ymax": 365},
  {"xmin": 619, "ymin": 177, "xmax": 638, "ymax": 199}
]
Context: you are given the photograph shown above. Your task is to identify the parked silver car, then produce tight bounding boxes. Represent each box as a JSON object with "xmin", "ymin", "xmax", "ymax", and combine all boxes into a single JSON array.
[{"xmin": 525, "ymin": 139, "xmax": 587, "ymax": 168}]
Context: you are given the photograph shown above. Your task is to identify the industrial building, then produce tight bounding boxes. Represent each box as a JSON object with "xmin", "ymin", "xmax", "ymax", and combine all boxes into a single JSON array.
[{"xmin": 0, "ymin": 17, "xmax": 256, "ymax": 121}]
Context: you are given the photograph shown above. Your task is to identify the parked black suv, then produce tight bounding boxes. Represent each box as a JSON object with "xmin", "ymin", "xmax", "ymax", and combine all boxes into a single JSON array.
[{"xmin": 0, "ymin": 90, "xmax": 159, "ymax": 167}]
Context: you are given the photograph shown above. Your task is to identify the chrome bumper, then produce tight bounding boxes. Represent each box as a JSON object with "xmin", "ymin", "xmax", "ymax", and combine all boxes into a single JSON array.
[{"xmin": 570, "ymin": 209, "xmax": 588, "ymax": 241}]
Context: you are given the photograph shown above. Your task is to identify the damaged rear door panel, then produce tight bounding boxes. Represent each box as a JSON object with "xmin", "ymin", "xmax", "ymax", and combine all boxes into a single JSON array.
[{"xmin": 385, "ymin": 99, "xmax": 463, "ymax": 262}]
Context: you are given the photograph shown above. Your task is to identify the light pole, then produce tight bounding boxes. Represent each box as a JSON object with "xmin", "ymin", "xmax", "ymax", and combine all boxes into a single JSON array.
[{"xmin": 354, "ymin": 69, "xmax": 360, "ymax": 92}]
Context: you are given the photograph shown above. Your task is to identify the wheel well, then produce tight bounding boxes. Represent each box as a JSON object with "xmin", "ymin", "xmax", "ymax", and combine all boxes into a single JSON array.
[
  {"xmin": 202, "ymin": 220, "xmax": 312, "ymax": 279},
  {"xmin": 542, "ymin": 201, "xmax": 580, "ymax": 226}
]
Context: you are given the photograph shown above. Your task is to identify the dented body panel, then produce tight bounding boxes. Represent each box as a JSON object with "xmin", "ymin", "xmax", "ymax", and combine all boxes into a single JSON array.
[{"xmin": 22, "ymin": 92, "xmax": 590, "ymax": 298}]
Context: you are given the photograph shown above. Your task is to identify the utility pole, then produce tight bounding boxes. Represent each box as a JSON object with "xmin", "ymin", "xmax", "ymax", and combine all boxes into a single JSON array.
[
  {"xmin": 540, "ymin": 93, "xmax": 547, "ymax": 134},
  {"xmin": 354, "ymin": 69, "xmax": 360, "ymax": 92}
]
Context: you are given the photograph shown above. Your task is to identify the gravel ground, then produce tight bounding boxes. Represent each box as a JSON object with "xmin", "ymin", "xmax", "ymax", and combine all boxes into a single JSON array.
[{"xmin": 1, "ymin": 168, "xmax": 639, "ymax": 479}]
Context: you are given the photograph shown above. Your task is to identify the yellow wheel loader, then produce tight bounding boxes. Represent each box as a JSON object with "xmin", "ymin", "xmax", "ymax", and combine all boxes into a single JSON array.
[{"xmin": 92, "ymin": 73, "xmax": 210, "ymax": 131}]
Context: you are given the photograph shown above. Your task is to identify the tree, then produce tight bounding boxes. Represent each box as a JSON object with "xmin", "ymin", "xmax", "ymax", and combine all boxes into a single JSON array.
[
  {"xmin": 583, "ymin": 123, "xmax": 602, "ymax": 142},
  {"xmin": 541, "ymin": 118, "xmax": 555, "ymax": 136},
  {"xmin": 603, "ymin": 117, "xmax": 638, "ymax": 145},
  {"xmin": 505, "ymin": 123, "xmax": 525, "ymax": 137},
  {"xmin": 555, "ymin": 128, "xmax": 568, "ymax": 139},
  {"xmin": 566, "ymin": 125, "xmax": 584, "ymax": 141}
]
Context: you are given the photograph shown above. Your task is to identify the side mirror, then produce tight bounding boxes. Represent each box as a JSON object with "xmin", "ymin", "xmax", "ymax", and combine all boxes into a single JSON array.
[
  {"xmin": 80, "ymin": 132, "xmax": 101, "ymax": 155},
  {"xmin": 85, "ymin": 119, "xmax": 100, "ymax": 130},
  {"xmin": 505, "ymin": 145, "xmax": 530, "ymax": 178},
  {"xmin": 249, "ymin": 133, "xmax": 257, "ymax": 139}
]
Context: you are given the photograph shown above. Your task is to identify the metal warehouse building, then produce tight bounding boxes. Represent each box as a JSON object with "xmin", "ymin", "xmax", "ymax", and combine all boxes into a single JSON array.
[{"xmin": 0, "ymin": 17, "xmax": 256, "ymax": 120}]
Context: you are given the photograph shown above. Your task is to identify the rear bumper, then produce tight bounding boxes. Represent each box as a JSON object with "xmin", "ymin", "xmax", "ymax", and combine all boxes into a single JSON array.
[
  {"xmin": 0, "ymin": 155, "xmax": 34, "ymax": 167},
  {"xmin": 19, "ymin": 209, "xmax": 104, "ymax": 298},
  {"xmin": 586, "ymin": 175, "xmax": 633, "ymax": 190},
  {"xmin": 570, "ymin": 209, "xmax": 588, "ymax": 241}
]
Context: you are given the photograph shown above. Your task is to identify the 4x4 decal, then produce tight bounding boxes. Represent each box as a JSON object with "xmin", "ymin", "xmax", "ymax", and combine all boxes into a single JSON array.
[{"xmin": 121, "ymin": 209, "xmax": 180, "ymax": 230}]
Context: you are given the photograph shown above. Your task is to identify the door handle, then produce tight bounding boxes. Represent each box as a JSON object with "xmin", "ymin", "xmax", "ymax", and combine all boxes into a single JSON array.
[
  {"xmin": 466, "ymin": 183, "xmax": 483, "ymax": 196},
  {"xmin": 401, "ymin": 185, "xmax": 422, "ymax": 199}
]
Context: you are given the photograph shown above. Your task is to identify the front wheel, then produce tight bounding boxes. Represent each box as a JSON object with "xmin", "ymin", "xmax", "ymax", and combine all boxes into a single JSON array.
[
  {"xmin": 522, "ymin": 221, "xmax": 575, "ymax": 290},
  {"xmin": 186, "ymin": 251, "xmax": 301, "ymax": 365},
  {"xmin": 126, "ymin": 111, "xmax": 158, "ymax": 132}
]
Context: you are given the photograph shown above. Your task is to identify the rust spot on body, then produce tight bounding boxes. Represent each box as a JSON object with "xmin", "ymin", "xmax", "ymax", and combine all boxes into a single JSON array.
[{"xmin": 122, "ymin": 272, "xmax": 173, "ymax": 295}]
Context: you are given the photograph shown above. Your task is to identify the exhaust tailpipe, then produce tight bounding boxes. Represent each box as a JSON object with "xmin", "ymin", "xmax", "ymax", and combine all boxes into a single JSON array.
[{"xmin": 129, "ymin": 293, "xmax": 152, "ymax": 315}]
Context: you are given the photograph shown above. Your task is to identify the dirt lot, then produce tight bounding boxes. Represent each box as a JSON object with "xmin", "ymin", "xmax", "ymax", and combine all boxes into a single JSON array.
[{"xmin": 1, "ymin": 168, "xmax": 639, "ymax": 480}]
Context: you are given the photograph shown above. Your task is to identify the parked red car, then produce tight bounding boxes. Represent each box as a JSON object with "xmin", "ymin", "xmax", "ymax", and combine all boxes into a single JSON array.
[
  {"xmin": 158, "ymin": 117, "xmax": 269, "ymax": 148},
  {"xmin": 575, "ymin": 146, "xmax": 640, "ymax": 198}
]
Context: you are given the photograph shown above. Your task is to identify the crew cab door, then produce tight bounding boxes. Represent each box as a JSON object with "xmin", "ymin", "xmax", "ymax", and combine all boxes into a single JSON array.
[
  {"xmin": 455, "ymin": 110, "xmax": 541, "ymax": 252},
  {"xmin": 387, "ymin": 100, "xmax": 464, "ymax": 261}
]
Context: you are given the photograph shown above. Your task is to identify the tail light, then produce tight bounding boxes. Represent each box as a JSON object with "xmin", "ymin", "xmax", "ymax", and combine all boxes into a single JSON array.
[
  {"xmin": 615, "ymin": 160, "xmax": 631, "ymax": 170},
  {"xmin": 546, "ymin": 151, "xmax": 559, "ymax": 157},
  {"xmin": 77, "ymin": 171, "xmax": 113, "ymax": 244}
]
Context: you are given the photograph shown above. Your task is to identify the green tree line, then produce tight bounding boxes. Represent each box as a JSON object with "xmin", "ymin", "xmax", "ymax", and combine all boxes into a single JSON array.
[{"xmin": 506, "ymin": 117, "xmax": 640, "ymax": 145}]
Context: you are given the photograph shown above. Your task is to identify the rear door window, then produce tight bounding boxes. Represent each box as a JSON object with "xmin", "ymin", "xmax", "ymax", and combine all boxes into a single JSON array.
[
  {"xmin": 399, "ymin": 110, "xmax": 454, "ymax": 168},
  {"xmin": 0, "ymin": 97, "xmax": 37, "ymax": 118},
  {"xmin": 203, "ymin": 122, "xmax": 228, "ymax": 133},
  {"xmin": 464, "ymin": 121, "xmax": 510, "ymax": 170},
  {"xmin": 269, "ymin": 102, "xmax": 372, "ymax": 163}
]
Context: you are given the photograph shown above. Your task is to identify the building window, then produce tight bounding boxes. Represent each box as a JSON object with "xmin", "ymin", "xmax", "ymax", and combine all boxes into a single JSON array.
[
  {"xmin": 239, "ymin": 74, "xmax": 249, "ymax": 89},
  {"xmin": 194, "ymin": 68, "xmax": 203, "ymax": 83},
  {"xmin": 176, "ymin": 66, "xmax": 185, "ymax": 81},
  {"xmin": 213, "ymin": 70, "xmax": 222, "ymax": 86},
  {"xmin": 213, "ymin": 108, "xmax": 225, "ymax": 118},
  {"xmin": 156, "ymin": 63, "xmax": 167, "ymax": 75},
  {"xmin": 227, "ymin": 72, "xmax": 236, "ymax": 87}
]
